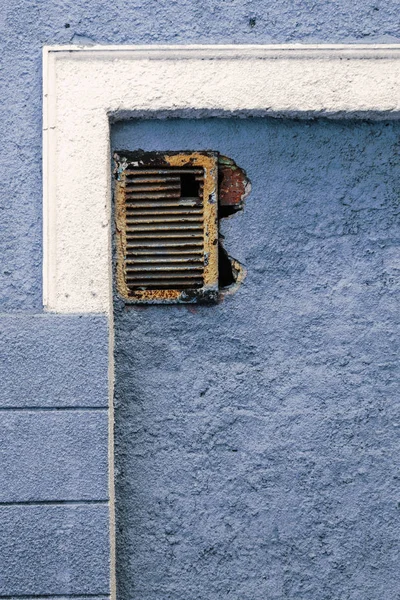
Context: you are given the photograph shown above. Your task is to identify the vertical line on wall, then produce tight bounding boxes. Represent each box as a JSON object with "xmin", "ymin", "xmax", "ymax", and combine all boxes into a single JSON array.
[
  {"xmin": 106, "ymin": 119, "xmax": 117, "ymax": 600},
  {"xmin": 42, "ymin": 48, "xmax": 57, "ymax": 310},
  {"xmin": 108, "ymin": 309, "xmax": 116, "ymax": 600}
]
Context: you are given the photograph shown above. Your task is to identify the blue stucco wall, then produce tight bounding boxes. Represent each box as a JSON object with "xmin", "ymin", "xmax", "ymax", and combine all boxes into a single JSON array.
[
  {"xmin": 1, "ymin": 1, "xmax": 400, "ymax": 599},
  {"xmin": 112, "ymin": 119, "xmax": 399, "ymax": 599}
]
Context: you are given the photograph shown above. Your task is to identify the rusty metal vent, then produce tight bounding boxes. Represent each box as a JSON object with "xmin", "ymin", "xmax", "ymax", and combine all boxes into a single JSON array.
[{"xmin": 114, "ymin": 151, "xmax": 218, "ymax": 304}]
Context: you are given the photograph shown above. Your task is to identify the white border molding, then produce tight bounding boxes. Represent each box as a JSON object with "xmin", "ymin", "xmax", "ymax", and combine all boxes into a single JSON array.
[{"xmin": 43, "ymin": 44, "xmax": 400, "ymax": 314}]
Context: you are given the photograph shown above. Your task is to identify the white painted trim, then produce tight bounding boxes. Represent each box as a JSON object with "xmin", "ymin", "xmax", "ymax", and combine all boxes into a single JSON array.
[
  {"xmin": 42, "ymin": 45, "xmax": 400, "ymax": 600},
  {"xmin": 43, "ymin": 44, "xmax": 400, "ymax": 314}
]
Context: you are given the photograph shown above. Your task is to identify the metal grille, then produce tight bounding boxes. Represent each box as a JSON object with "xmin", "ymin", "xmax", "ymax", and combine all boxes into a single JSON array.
[
  {"xmin": 124, "ymin": 167, "xmax": 205, "ymax": 290},
  {"xmin": 115, "ymin": 152, "xmax": 218, "ymax": 303}
]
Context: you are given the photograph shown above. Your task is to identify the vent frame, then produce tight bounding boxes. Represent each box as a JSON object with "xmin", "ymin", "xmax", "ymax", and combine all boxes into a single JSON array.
[{"xmin": 114, "ymin": 151, "xmax": 219, "ymax": 304}]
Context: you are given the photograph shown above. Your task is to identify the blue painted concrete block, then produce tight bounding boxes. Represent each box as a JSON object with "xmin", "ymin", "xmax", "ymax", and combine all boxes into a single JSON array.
[
  {"xmin": 0, "ymin": 410, "xmax": 108, "ymax": 502},
  {"xmin": 0, "ymin": 504, "xmax": 110, "ymax": 595},
  {"xmin": 0, "ymin": 315, "xmax": 109, "ymax": 407}
]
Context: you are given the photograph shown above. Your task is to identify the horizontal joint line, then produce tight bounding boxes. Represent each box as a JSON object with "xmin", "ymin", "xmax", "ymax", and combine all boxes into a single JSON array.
[
  {"xmin": 0, "ymin": 500, "xmax": 109, "ymax": 507},
  {"xmin": 0, "ymin": 595, "xmax": 110, "ymax": 599},
  {"xmin": 0, "ymin": 407, "xmax": 108, "ymax": 412}
]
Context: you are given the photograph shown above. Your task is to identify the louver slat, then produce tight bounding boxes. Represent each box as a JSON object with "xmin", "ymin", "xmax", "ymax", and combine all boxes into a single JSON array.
[
  {"xmin": 115, "ymin": 152, "xmax": 218, "ymax": 303},
  {"xmin": 125, "ymin": 170, "xmax": 204, "ymax": 290}
]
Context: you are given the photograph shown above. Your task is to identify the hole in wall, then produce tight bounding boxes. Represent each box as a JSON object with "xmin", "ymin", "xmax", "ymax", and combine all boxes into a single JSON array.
[
  {"xmin": 217, "ymin": 155, "xmax": 251, "ymax": 294},
  {"xmin": 111, "ymin": 148, "xmax": 250, "ymax": 303},
  {"xmin": 218, "ymin": 242, "xmax": 235, "ymax": 288}
]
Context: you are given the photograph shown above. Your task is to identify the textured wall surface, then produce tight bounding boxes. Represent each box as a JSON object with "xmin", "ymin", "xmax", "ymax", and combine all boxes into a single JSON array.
[
  {"xmin": 1, "ymin": 504, "xmax": 109, "ymax": 595},
  {"xmin": 0, "ymin": 315, "xmax": 110, "ymax": 598},
  {"xmin": 1, "ymin": 1, "xmax": 400, "ymax": 599},
  {"xmin": 113, "ymin": 119, "xmax": 399, "ymax": 599},
  {"xmin": 0, "ymin": 315, "xmax": 109, "ymax": 406}
]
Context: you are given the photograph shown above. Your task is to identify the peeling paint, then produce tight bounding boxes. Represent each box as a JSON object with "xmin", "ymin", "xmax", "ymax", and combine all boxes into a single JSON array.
[
  {"xmin": 218, "ymin": 155, "xmax": 251, "ymax": 209},
  {"xmin": 217, "ymin": 156, "xmax": 250, "ymax": 293}
]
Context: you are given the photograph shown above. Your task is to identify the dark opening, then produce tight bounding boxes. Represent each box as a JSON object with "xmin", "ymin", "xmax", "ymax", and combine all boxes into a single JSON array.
[
  {"xmin": 181, "ymin": 173, "xmax": 199, "ymax": 197},
  {"xmin": 218, "ymin": 242, "xmax": 235, "ymax": 288},
  {"xmin": 219, "ymin": 205, "xmax": 239, "ymax": 219},
  {"xmin": 218, "ymin": 205, "xmax": 243, "ymax": 290}
]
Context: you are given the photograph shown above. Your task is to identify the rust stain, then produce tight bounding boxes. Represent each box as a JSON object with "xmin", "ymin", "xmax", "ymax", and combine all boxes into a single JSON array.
[
  {"xmin": 114, "ymin": 151, "xmax": 218, "ymax": 304},
  {"xmin": 115, "ymin": 175, "xmax": 130, "ymax": 300},
  {"xmin": 127, "ymin": 288, "xmax": 182, "ymax": 302}
]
